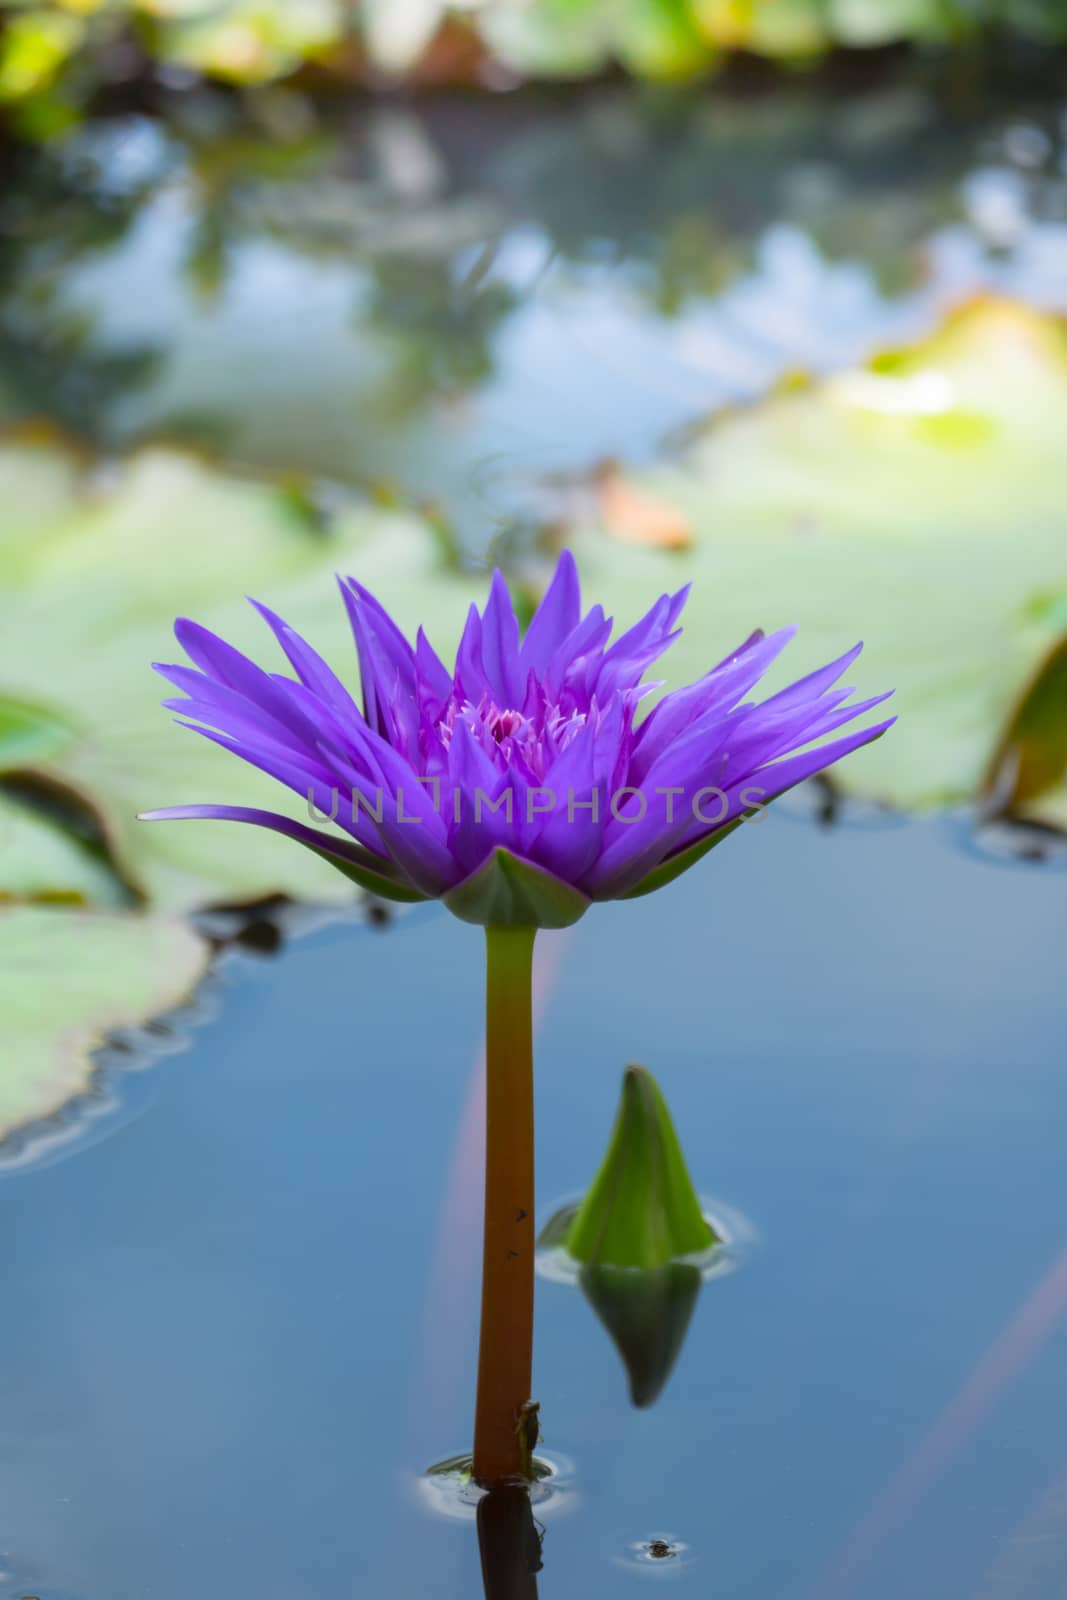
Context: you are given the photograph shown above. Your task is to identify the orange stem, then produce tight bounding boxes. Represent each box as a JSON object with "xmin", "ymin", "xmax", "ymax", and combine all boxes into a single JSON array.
[{"xmin": 472, "ymin": 924, "xmax": 537, "ymax": 1484}]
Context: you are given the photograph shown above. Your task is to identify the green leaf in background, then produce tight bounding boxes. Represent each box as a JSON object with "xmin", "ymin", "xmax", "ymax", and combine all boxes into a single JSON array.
[
  {"xmin": 560, "ymin": 300, "xmax": 1067, "ymax": 817},
  {"xmin": 614, "ymin": 0, "xmax": 715, "ymax": 78},
  {"xmin": 981, "ymin": 633, "xmax": 1067, "ymax": 832},
  {"xmin": 143, "ymin": 0, "xmax": 347, "ymax": 85},
  {"xmin": 563, "ymin": 1064, "xmax": 716, "ymax": 1269},
  {"xmin": 0, "ymin": 8, "xmax": 85, "ymax": 102},
  {"xmin": 697, "ymin": 0, "xmax": 830, "ymax": 56},
  {"xmin": 0, "ymin": 788, "xmax": 126, "ymax": 906},
  {"xmin": 0, "ymin": 697, "xmax": 71, "ymax": 769},
  {"xmin": 0, "ymin": 904, "xmax": 208, "ymax": 1143},
  {"xmin": 0, "ymin": 430, "xmax": 86, "ymax": 559},
  {"xmin": 0, "ymin": 440, "xmax": 485, "ymax": 912}
]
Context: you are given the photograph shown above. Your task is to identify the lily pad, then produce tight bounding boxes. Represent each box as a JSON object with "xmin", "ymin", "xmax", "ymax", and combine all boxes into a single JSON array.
[
  {"xmin": 0, "ymin": 788, "xmax": 126, "ymax": 907},
  {"xmin": 0, "ymin": 697, "xmax": 72, "ymax": 769},
  {"xmin": 0, "ymin": 904, "xmax": 208, "ymax": 1143},
  {"xmin": 560, "ymin": 300, "xmax": 1067, "ymax": 815},
  {"xmin": 0, "ymin": 442, "xmax": 484, "ymax": 912},
  {"xmin": 981, "ymin": 631, "xmax": 1067, "ymax": 832}
]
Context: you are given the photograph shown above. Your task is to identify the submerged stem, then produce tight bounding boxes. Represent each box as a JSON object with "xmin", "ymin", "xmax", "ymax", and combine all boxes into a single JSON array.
[{"xmin": 473, "ymin": 924, "xmax": 537, "ymax": 1485}]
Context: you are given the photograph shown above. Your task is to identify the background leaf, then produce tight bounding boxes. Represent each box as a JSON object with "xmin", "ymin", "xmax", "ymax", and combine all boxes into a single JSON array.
[
  {"xmin": 0, "ymin": 440, "xmax": 484, "ymax": 911},
  {"xmin": 0, "ymin": 903, "xmax": 208, "ymax": 1143}
]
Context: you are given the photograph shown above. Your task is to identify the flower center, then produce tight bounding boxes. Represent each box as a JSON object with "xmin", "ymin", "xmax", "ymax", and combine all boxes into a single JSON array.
[
  {"xmin": 435, "ymin": 692, "xmax": 588, "ymax": 778},
  {"xmin": 489, "ymin": 707, "xmax": 526, "ymax": 744}
]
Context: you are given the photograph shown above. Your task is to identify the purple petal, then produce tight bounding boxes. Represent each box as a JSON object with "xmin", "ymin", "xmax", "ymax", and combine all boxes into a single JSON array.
[
  {"xmin": 415, "ymin": 625, "xmax": 452, "ymax": 711},
  {"xmin": 172, "ymin": 620, "xmax": 321, "ymax": 747},
  {"xmin": 594, "ymin": 584, "xmax": 689, "ymax": 700},
  {"xmin": 661, "ymin": 713, "xmax": 898, "ymax": 873},
  {"xmin": 454, "ymin": 602, "xmax": 488, "ymax": 704},
  {"xmin": 250, "ymin": 599, "xmax": 364, "ymax": 727},
  {"xmin": 445, "ymin": 718, "xmax": 517, "ymax": 875},
  {"xmin": 628, "ymin": 627, "xmax": 796, "ymax": 784},
  {"xmin": 519, "ymin": 549, "xmax": 582, "ymax": 677},
  {"xmin": 328, "ymin": 739, "xmax": 458, "ymax": 896},
  {"xmin": 337, "ymin": 576, "xmax": 419, "ymax": 746},
  {"xmin": 480, "ymin": 568, "xmax": 523, "ymax": 707}
]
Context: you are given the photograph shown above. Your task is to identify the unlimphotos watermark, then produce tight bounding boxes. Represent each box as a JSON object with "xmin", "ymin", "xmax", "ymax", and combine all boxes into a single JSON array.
[{"xmin": 306, "ymin": 783, "xmax": 768, "ymax": 828}]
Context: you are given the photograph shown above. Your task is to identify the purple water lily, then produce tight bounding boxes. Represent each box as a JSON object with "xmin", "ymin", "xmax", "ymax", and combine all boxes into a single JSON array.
[
  {"xmin": 142, "ymin": 550, "xmax": 893, "ymax": 926},
  {"xmin": 142, "ymin": 547, "xmax": 895, "ymax": 1485}
]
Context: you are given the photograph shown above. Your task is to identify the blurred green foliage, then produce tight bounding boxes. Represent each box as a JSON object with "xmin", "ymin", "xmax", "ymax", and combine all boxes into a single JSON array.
[{"xmin": 0, "ymin": 0, "xmax": 1065, "ymax": 132}]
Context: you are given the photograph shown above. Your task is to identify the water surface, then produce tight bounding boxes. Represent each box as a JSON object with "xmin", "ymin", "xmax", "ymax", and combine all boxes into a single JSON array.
[{"xmin": 2, "ymin": 810, "xmax": 1065, "ymax": 1599}]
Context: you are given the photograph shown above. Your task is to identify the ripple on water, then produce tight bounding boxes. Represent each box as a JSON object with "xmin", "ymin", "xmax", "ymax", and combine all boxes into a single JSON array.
[
  {"xmin": 535, "ymin": 1194, "xmax": 756, "ymax": 1288},
  {"xmin": 615, "ymin": 1533, "xmax": 693, "ymax": 1574},
  {"xmin": 416, "ymin": 1451, "xmax": 578, "ymax": 1522}
]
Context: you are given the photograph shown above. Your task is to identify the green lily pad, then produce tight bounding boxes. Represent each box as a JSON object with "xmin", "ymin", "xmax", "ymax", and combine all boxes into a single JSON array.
[
  {"xmin": 0, "ymin": 903, "xmax": 208, "ymax": 1143},
  {"xmin": 560, "ymin": 300, "xmax": 1067, "ymax": 816},
  {"xmin": 981, "ymin": 631, "xmax": 1067, "ymax": 832},
  {"xmin": 0, "ymin": 697, "xmax": 72, "ymax": 769},
  {"xmin": 0, "ymin": 443, "xmax": 484, "ymax": 912},
  {"xmin": 0, "ymin": 430, "xmax": 86, "ymax": 557},
  {"xmin": 0, "ymin": 788, "xmax": 126, "ymax": 907}
]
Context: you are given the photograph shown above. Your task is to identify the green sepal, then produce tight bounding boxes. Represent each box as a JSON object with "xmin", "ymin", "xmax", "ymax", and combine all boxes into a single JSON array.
[
  {"xmin": 306, "ymin": 844, "xmax": 430, "ymax": 904},
  {"xmin": 620, "ymin": 815, "xmax": 745, "ymax": 900},
  {"xmin": 579, "ymin": 1261, "xmax": 702, "ymax": 1409},
  {"xmin": 443, "ymin": 847, "xmax": 591, "ymax": 928},
  {"xmin": 564, "ymin": 1064, "xmax": 716, "ymax": 1269}
]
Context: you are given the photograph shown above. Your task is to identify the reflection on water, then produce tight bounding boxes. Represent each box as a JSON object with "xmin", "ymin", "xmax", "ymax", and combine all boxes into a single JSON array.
[
  {"xmin": 579, "ymin": 1262, "xmax": 703, "ymax": 1410},
  {"xmin": 1, "ymin": 65, "xmax": 1066, "ymax": 549},
  {"xmin": 478, "ymin": 1485, "xmax": 542, "ymax": 1600}
]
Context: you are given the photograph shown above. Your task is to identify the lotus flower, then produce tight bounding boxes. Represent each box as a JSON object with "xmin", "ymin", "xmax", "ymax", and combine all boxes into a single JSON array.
[{"xmin": 142, "ymin": 550, "xmax": 893, "ymax": 924}]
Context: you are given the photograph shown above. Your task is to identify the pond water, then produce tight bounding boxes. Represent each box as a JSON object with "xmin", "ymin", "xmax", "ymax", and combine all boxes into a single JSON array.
[
  {"xmin": 2, "ymin": 59, "xmax": 1067, "ymax": 1600},
  {"xmin": 2, "ymin": 808, "xmax": 1065, "ymax": 1599}
]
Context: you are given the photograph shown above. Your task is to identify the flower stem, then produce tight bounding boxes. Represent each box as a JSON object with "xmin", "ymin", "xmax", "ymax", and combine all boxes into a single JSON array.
[{"xmin": 473, "ymin": 924, "xmax": 538, "ymax": 1485}]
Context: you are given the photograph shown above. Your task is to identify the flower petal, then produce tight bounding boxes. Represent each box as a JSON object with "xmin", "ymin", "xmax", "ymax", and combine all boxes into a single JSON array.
[
  {"xmin": 519, "ymin": 548, "xmax": 582, "ymax": 677},
  {"xmin": 137, "ymin": 805, "xmax": 426, "ymax": 901},
  {"xmin": 480, "ymin": 568, "xmax": 524, "ymax": 707}
]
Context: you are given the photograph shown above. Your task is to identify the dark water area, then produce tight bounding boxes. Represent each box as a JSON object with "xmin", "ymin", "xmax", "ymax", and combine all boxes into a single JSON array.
[
  {"xmin": 2, "ymin": 62, "xmax": 1067, "ymax": 550},
  {"xmin": 2, "ymin": 808, "xmax": 1065, "ymax": 1599}
]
